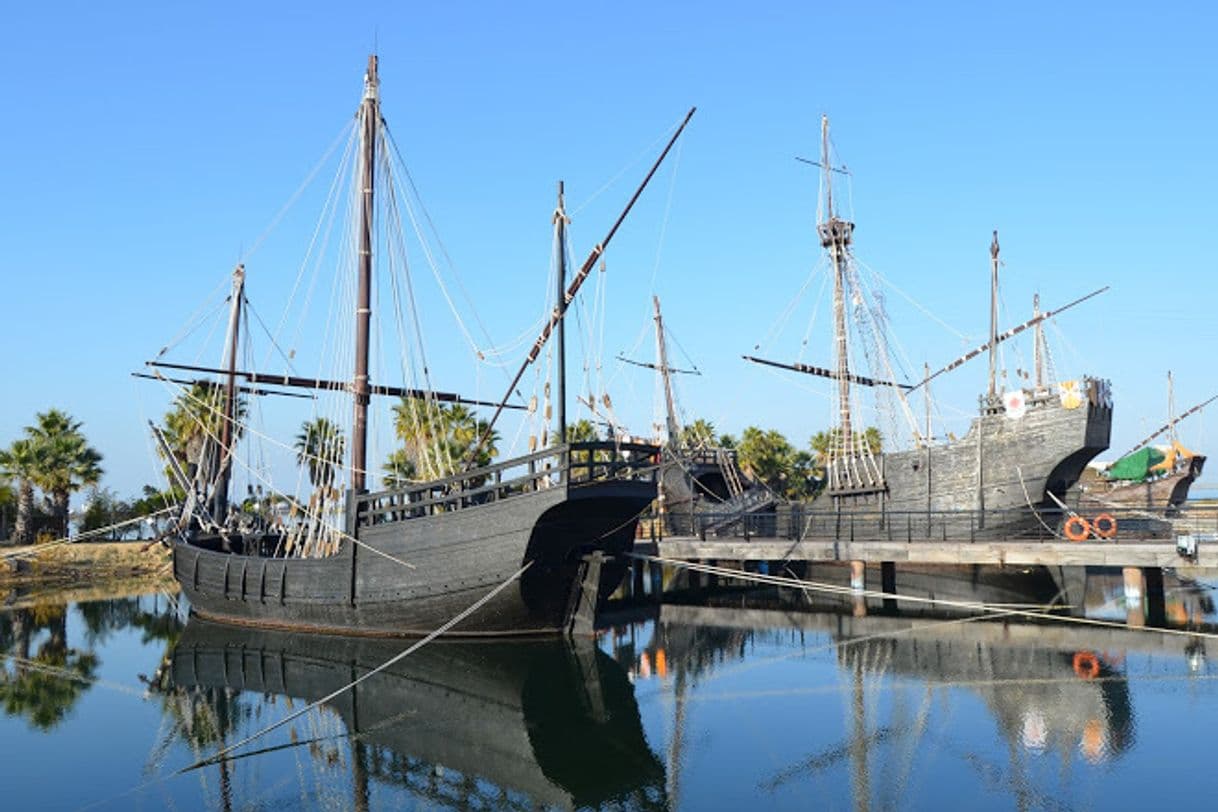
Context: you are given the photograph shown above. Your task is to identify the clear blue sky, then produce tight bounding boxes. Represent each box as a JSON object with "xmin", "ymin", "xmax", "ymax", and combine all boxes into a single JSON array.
[{"xmin": 3, "ymin": 1, "xmax": 1217, "ymax": 497}]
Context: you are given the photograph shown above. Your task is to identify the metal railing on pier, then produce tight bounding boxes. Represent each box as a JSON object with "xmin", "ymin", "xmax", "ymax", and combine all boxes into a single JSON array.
[{"xmin": 643, "ymin": 503, "xmax": 1218, "ymax": 545}]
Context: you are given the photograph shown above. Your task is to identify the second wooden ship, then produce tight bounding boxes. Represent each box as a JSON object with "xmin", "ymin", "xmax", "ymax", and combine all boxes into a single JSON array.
[{"xmin": 747, "ymin": 117, "xmax": 1112, "ymax": 536}]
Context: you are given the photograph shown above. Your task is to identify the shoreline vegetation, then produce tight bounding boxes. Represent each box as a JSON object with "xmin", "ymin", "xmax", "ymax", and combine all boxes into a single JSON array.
[
  {"xmin": 0, "ymin": 401, "xmax": 889, "ymax": 599},
  {"xmin": 0, "ymin": 541, "xmax": 174, "ymax": 594}
]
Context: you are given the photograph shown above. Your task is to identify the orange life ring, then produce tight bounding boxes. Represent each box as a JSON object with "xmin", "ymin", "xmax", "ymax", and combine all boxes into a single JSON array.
[
  {"xmin": 1064, "ymin": 515, "xmax": 1091, "ymax": 542},
  {"xmin": 1073, "ymin": 651, "xmax": 1101, "ymax": 680},
  {"xmin": 1092, "ymin": 513, "xmax": 1117, "ymax": 539}
]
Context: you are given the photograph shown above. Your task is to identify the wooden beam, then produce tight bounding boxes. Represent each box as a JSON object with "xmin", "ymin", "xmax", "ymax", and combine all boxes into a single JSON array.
[{"xmin": 145, "ymin": 361, "xmax": 525, "ymax": 410}]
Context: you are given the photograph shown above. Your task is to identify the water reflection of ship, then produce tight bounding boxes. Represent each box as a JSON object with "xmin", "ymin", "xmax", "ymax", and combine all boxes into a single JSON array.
[
  {"xmin": 601, "ymin": 573, "xmax": 1218, "ymax": 807},
  {"xmin": 162, "ymin": 620, "xmax": 666, "ymax": 810},
  {"xmin": 643, "ymin": 598, "xmax": 1146, "ymax": 765}
]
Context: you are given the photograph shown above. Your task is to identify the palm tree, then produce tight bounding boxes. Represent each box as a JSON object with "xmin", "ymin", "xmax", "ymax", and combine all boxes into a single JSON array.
[
  {"xmin": 390, "ymin": 397, "xmax": 499, "ymax": 480},
  {"xmin": 24, "ymin": 411, "xmax": 103, "ymax": 538},
  {"xmin": 0, "ymin": 439, "xmax": 43, "ymax": 546},
  {"xmin": 294, "ymin": 418, "xmax": 346, "ymax": 490},
  {"xmin": 678, "ymin": 418, "xmax": 717, "ymax": 450},
  {"xmin": 159, "ymin": 383, "xmax": 247, "ymax": 481},
  {"xmin": 382, "ymin": 449, "xmax": 417, "ymax": 489},
  {"xmin": 565, "ymin": 419, "xmax": 599, "ymax": 443}
]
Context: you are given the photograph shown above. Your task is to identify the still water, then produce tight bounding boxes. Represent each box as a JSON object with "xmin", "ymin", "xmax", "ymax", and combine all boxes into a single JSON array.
[{"xmin": 2, "ymin": 567, "xmax": 1217, "ymax": 810}]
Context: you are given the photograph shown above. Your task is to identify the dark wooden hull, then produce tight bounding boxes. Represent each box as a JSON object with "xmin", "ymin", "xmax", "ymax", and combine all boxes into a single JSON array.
[
  {"xmin": 813, "ymin": 380, "xmax": 1113, "ymax": 537},
  {"xmin": 174, "ymin": 478, "xmax": 655, "ymax": 636},
  {"xmin": 167, "ymin": 620, "xmax": 666, "ymax": 808}
]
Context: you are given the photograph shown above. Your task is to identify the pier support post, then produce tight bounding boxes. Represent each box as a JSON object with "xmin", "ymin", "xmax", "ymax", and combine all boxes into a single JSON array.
[
  {"xmin": 850, "ymin": 560, "xmax": 866, "ymax": 592},
  {"xmin": 881, "ymin": 561, "xmax": 897, "ymax": 612},
  {"xmin": 1123, "ymin": 566, "xmax": 1145, "ymax": 627},
  {"xmin": 850, "ymin": 560, "xmax": 867, "ymax": 617},
  {"xmin": 1144, "ymin": 566, "xmax": 1166, "ymax": 627},
  {"xmin": 632, "ymin": 559, "xmax": 645, "ymax": 597},
  {"xmin": 1122, "ymin": 566, "xmax": 1144, "ymax": 605},
  {"xmin": 650, "ymin": 561, "xmax": 663, "ymax": 597}
]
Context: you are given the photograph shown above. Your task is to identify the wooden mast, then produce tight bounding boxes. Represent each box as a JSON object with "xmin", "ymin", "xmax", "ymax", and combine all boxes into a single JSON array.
[
  {"xmin": 468, "ymin": 107, "xmax": 697, "ymax": 463},
  {"xmin": 653, "ymin": 295, "xmax": 681, "ymax": 446},
  {"xmin": 816, "ymin": 115, "xmax": 855, "ymax": 468},
  {"xmin": 555, "ymin": 181, "xmax": 568, "ymax": 443},
  {"xmin": 924, "ymin": 361, "xmax": 932, "ymax": 518},
  {"xmin": 1167, "ymin": 370, "xmax": 1177, "ymax": 443},
  {"xmin": 1032, "ymin": 293, "xmax": 1044, "ymax": 389},
  {"xmin": 213, "ymin": 263, "xmax": 244, "ymax": 523},
  {"xmin": 987, "ymin": 230, "xmax": 1000, "ymax": 401},
  {"xmin": 352, "ymin": 55, "xmax": 379, "ymax": 493}
]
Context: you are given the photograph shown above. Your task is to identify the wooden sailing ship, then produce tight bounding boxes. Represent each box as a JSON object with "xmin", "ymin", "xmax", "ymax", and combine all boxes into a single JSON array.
[
  {"xmin": 620, "ymin": 296, "xmax": 774, "ymax": 531},
  {"xmin": 1073, "ymin": 373, "xmax": 1212, "ymax": 513},
  {"xmin": 146, "ymin": 57, "xmax": 695, "ymax": 636},
  {"xmin": 747, "ymin": 116, "xmax": 1113, "ymax": 536}
]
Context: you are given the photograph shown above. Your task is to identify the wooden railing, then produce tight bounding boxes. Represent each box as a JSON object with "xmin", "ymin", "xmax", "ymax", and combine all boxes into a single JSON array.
[{"xmin": 355, "ymin": 441, "xmax": 659, "ymax": 528}]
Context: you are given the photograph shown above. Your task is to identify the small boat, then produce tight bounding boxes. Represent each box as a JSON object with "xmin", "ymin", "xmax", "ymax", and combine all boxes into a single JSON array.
[
  {"xmin": 143, "ymin": 57, "xmax": 695, "ymax": 636},
  {"xmin": 1074, "ymin": 373, "xmax": 1212, "ymax": 514},
  {"xmin": 746, "ymin": 116, "xmax": 1113, "ymax": 536}
]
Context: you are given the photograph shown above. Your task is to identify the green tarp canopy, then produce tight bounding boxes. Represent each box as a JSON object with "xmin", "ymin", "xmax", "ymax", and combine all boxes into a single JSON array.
[{"xmin": 1106, "ymin": 446, "xmax": 1166, "ymax": 481}]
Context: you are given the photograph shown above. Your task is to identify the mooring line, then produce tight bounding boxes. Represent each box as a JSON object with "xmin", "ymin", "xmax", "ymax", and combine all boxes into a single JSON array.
[
  {"xmin": 76, "ymin": 561, "xmax": 533, "ymax": 811},
  {"xmin": 630, "ymin": 553, "xmax": 1218, "ymax": 641},
  {"xmin": 646, "ymin": 671, "xmax": 1218, "ymax": 706},
  {"xmin": 0, "ymin": 651, "xmax": 148, "ymax": 698},
  {"xmin": 0, "ymin": 507, "xmax": 177, "ymax": 562},
  {"xmin": 179, "ymin": 560, "xmax": 533, "ymax": 773}
]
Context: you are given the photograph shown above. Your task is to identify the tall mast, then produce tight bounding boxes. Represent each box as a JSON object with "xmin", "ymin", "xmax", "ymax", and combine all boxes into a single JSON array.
[
  {"xmin": 1032, "ymin": 292, "xmax": 1044, "ymax": 389},
  {"xmin": 352, "ymin": 55, "xmax": 379, "ymax": 493},
  {"xmin": 654, "ymin": 296, "xmax": 681, "ymax": 446},
  {"xmin": 469, "ymin": 107, "xmax": 696, "ymax": 462},
  {"xmin": 555, "ymin": 181, "xmax": 568, "ymax": 443},
  {"xmin": 213, "ymin": 264, "xmax": 244, "ymax": 522},
  {"xmin": 987, "ymin": 230, "xmax": 1000, "ymax": 401},
  {"xmin": 817, "ymin": 115, "xmax": 855, "ymax": 453},
  {"xmin": 1167, "ymin": 370, "xmax": 1177, "ymax": 443}
]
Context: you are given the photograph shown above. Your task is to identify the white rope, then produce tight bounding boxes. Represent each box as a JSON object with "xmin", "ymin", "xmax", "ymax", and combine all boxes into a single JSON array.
[
  {"xmin": 181, "ymin": 560, "xmax": 534, "ymax": 772},
  {"xmin": 241, "ymin": 120, "xmax": 357, "ymax": 264},
  {"xmin": 632, "ymin": 553, "xmax": 1218, "ymax": 641},
  {"xmin": 570, "ymin": 119, "xmax": 682, "ymax": 217},
  {"xmin": 151, "ymin": 374, "xmax": 416, "ymax": 570},
  {"xmin": 0, "ymin": 507, "xmax": 178, "ymax": 561}
]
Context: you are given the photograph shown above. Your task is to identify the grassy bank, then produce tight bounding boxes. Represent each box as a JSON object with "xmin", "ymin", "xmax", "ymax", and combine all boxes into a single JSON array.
[{"xmin": 0, "ymin": 541, "xmax": 175, "ymax": 594}]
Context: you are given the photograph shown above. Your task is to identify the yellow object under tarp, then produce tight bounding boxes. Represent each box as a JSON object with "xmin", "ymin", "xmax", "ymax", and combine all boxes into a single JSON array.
[{"xmin": 1148, "ymin": 440, "xmax": 1196, "ymax": 474}]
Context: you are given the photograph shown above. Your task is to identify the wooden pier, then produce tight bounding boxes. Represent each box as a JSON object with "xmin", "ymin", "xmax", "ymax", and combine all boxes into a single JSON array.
[
  {"xmin": 637, "ymin": 503, "xmax": 1218, "ymax": 568},
  {"xmin": 634, "ymin": 537, "xmax": 1218, "ymax": 568},
  {"xmin": 630, "ymin": 505, "xmax": 1218, "ymax": 615}
]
